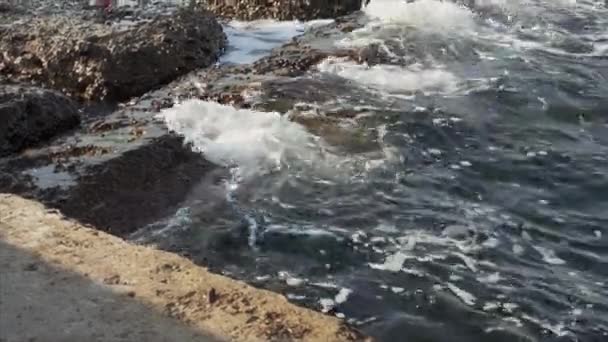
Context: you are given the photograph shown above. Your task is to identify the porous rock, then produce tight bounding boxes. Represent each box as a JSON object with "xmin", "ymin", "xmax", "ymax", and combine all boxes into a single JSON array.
[
  {"xmin": 201, "ymin": 0, "xmax": 364, "ymax": 20},
  {"xmin": 0, "ymin": 10, "xmax": 226, "ymax": 101},
  {"xmin": 0, "ymin": 85, "xmax": 80, "ymax": 157}
]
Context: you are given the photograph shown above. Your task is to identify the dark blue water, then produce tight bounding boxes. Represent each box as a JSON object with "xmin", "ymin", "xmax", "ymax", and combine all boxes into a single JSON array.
[{"xmin": 134, "ymin": 1, "xmax": 608, "ymax": 341}]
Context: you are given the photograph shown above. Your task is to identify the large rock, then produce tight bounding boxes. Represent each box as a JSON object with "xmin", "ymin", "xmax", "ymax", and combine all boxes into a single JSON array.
[
  {"xmin": 0, "ymin": 85, "xmax": 80, "ymax": 157},
  {"xmin": 0, "ymin": 10, "xmax": 226, "ymax": 101},
  {"xmin": 201, "ymin": 0, "xmax": 363, "ymax": 20}
]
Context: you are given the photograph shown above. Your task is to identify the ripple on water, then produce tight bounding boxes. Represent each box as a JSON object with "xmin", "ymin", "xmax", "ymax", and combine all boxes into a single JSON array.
[{"xmin": 135, "ymin": 0, "xmax": 608, "ymax": 340}]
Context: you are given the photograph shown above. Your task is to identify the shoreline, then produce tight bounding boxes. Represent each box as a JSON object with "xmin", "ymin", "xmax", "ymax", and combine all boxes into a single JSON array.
[
  {"xmin": 0, "ymin": 2, "xmax": 376, "ymax": 340},
  {"xmin": 0, "ymin": 193, "xmax": 371, "ymax": 341}
]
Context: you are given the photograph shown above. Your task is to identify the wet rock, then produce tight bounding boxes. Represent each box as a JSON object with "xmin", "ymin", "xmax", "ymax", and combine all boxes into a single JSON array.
[
  {"xmin": 0, "ymin": 10, "xmax": 226, "ymax": 101},
  {"xmin": 201, "ymin": 0, "xmax": 363, "ymax": 21},
  {"xmin": 50, "ymin": 135, "xmax": 217, "ymax": 236},
  {"xmin": 0, "ymin": 7, "xmax": 379, "ymax": 238},
  {"xmin": 0, "ymin": 85, "xmax": 79, "ymax": 157}
]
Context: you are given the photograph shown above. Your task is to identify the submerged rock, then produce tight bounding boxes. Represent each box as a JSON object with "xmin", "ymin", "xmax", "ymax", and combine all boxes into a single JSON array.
[
  {"xmin": 0, "ymin": 85, "xmax": 79, "ymax": 157},
  {"xmin": 0, "ymin": 10, "xmax": 226, "ymax": 101},
  {"xmin": 201, "ymin": 0, "xmax": 364, "ymax": 20}
]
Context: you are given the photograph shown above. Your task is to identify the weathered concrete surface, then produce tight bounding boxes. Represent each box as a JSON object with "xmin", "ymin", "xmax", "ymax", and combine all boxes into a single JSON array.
[
  {"xmin": 0, "ymin": 194, "xmax": 371, "ymax": 342},
  {"xmin": 201, "ymin": 0, "xmax": 364, "ymax": 20},
  {"xmin": 0, "ymin": 10, "xmax": 226, "ymax": 101},
  {"xmin": 0, "ymin": 85, "xmax": 80, "ymax": 157}
]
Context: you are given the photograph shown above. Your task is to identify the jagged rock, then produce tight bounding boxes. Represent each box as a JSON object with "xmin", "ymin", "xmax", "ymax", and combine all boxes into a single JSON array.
[
  {"xmin": 0, "ymin": 85, "xmax": 80, "ymax": 157},
  {"xmin": 201, "ymin": 0, "xmax": 363, "ymax": 20},
  {"xmin": 0, "ymin": 10, "xmax": 226, "ymax": 101}
]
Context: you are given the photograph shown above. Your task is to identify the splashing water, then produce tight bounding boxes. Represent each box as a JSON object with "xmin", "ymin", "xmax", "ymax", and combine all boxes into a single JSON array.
[
  {"xmin": 158, "ymin": 100, "xmax": 321, "ymax": 178},
  {"xmin": 142, "ymin": 1, "xmax": 608, "ymax": 341},
  {"xmin": 317, "ymin": 57, "xmax": 460, "ymax": 94},
  {"xmin": 363, "ymin": 0, "xmax": 476, "ymax": 31}
]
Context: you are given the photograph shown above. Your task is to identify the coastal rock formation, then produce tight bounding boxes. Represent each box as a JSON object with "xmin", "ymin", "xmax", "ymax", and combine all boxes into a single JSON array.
[
  {"xmin": 55, "ymin": 135, "xmax": 218, "ymax": 236},
  {"xmin": 0, "ymin": 85, "xmax": 79, "ymax": 157},
  {"xmin": 201, "ymin": 0, "xmax": 364, "ymax": 20},
  {"xmin": 0, "ymin": 10, "xmax": 226, "ymax": 101},
  {"xmin": 0, "ymin": 6, "xmax": 380, "ymax": 236}
]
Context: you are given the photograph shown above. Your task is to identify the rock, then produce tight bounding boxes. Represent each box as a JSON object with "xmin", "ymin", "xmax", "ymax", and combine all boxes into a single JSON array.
[
  {"xmin": 208, "ymin": 287, "xmax": 218, "ymax": 304},
  {"xmin": 201, "ymin": 0, "xmax": 363, "ymax": 20},
  {"xmin": 52, "ymin": 135, "xmax": 217, "ymax": 236},
  {"xmin": 0, "ymin": 10, "xmax": 226, "ymax": 101},
  {"xmin": 0, "ymin": 85, "xmax": 80, "ymax": 157}
]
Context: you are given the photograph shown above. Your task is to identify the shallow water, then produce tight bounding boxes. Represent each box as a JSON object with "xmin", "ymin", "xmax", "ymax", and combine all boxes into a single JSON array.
[{"xmin": 136, "ymin": 1, "xmax": 608, "ymax": 341}]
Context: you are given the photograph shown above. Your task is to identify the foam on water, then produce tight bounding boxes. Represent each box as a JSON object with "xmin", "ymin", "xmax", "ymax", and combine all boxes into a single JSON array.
[
  {"xmin": 158, "ymin": 100, "xmax": 320, "ymax": 177},
  {"xmin": 446, "ymin": 282, "xmax": 477, "ymax": 306},
  {"xmin": 327, "ymin": 0, "xmax": 474, "ymax": 97},
  {"xmin": 157, "ymin": 100, "xmax": 356, "ymax": 247},
  {"xmin": 130, "ymin": 207, "xmax": 191, "ymax": 242},
  {"xmin": 138, "ymin": 1, "xmax": 608, "ymax": 338},
  {"xmin": 317, "ymin": 58, "xmax": 459, "ymax": 94},
  {"xmin": 369, "ymin": 251, "xmax": 411, "ymax": 272},
  {"xmin": 533, "ymin": 245, "xmax": 567, "ymax": 265},
  {"xmin": 363, "ymin": 0, "xmax": 476, "ymax": 32}
]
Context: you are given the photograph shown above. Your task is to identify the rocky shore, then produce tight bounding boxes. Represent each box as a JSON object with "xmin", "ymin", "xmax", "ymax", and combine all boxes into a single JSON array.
[
  {"xmin": 0, "ymin": 14, "xmax": 387, "ymax": 229},
  {"xmin": 202, "ymin": 0, "xmax": 364, "ymax": 20},
  {"xmin": 0, "ymin": 2, "xmax": 380, "ymax": 231},
  {"xmin": 0, "ymin": 9, "xmax": 226, "ymax": 101},
  {"xmin": 0, "ymin": 1, "xmax": 377, "ymax": 340}
]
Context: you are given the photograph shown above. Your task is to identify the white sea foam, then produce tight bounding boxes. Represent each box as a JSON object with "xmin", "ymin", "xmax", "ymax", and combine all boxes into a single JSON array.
[
  {"xmin": 317, "ymin": 58, "xmax": 459, "ymax": 94},
  {"xmin": 369, "ymin": 251, "xmax": 411, "ymax": 272},
  {"xmin": 520, "ymin": 314, "xmax": 570, "ymax": 337},
  {"xmin": 130, "ymin": 207, "xmax": 191, "ymax": 242},
  {"xmin": 483, "ymin": 301, "xmax": 500, "ymax": 311},
  {"xmin": 391, "ymin": 286, "xmax": 405, "ymax": 294},
  {"xmin": 335, "ymin": 288, "xmax": 353, "ymax": 304},
  {"xmin": 363, "ymin": 0, "xmax": 476, "ymax": 32},
  {"xmin": 446, "ymin": 282, "xmax": 477, "ymax": 306},
  {"xmin": 533, "ymin": 246, "xmax": 566, "ymax": 265},
  {"xmin": 477, "ymin": 272, "xmax": 502, "ymax": 284},
  {"xmin": 319, "ymin": 298, "xmax": 335, "ymax": 313},
  {"xmin": 158, "ymin": 100, "xmax": 320, "ymax": 178}
]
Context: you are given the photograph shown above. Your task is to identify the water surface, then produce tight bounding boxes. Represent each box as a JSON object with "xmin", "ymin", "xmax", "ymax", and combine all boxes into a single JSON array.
[{"xmin": 136, "ymin": 1, "xmax": 608, "ymax": 341}]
